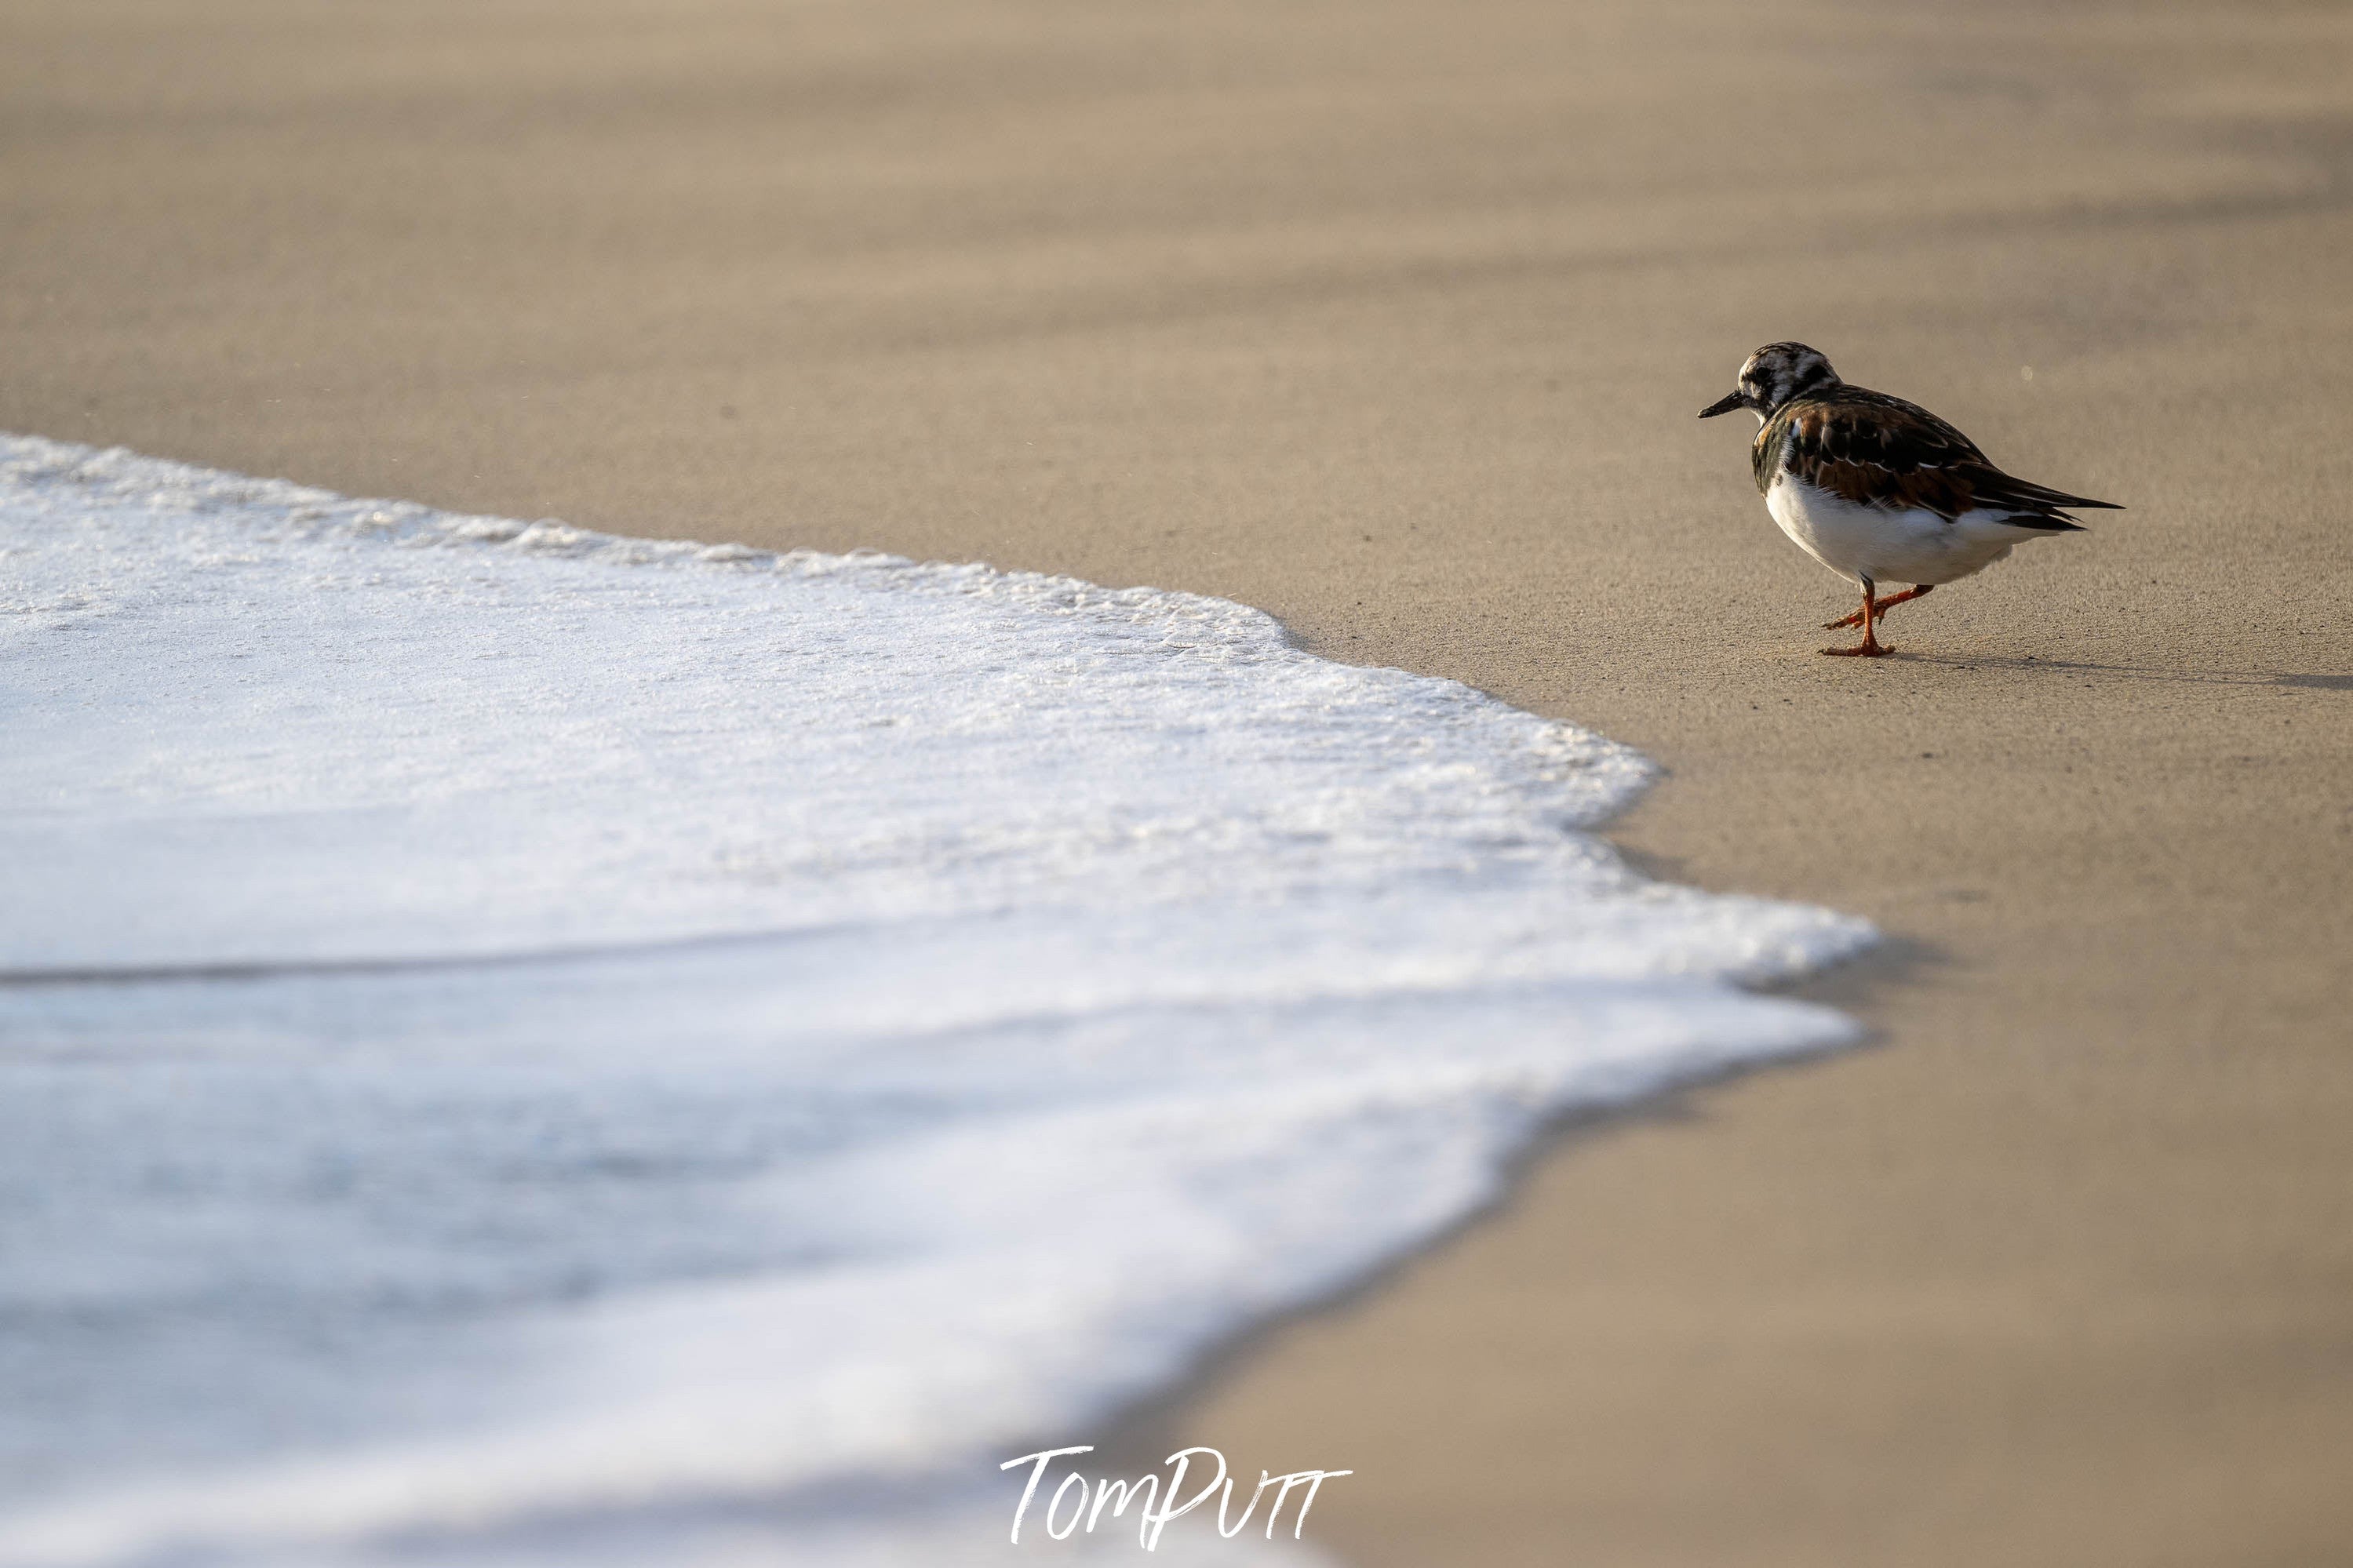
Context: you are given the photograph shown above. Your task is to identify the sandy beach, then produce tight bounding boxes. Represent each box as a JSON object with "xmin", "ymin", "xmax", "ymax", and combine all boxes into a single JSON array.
[{"xmin": 5, "ymin": 2, "xmax": 2350, "ymax": 1563}]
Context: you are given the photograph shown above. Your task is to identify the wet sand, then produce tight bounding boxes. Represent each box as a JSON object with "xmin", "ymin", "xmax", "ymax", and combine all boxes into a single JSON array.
[{"xmin": 5, "ymin": 2, "xmax": 2351, "ymax": 1563}]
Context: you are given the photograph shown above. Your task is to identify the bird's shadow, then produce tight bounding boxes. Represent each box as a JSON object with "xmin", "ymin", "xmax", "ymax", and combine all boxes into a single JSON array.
[{"xmin": 1895, "ymin": 653, "xmax": 2353, "ymax": 689}]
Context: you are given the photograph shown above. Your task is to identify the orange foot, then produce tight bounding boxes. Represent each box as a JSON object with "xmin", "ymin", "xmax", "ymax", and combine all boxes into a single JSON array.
[
  {"xmin": 1826, "ymin": 585, "xmax": 1932, "ymax": 629},
  {"xmin": 1819, "ymin": 641, "xmax": 1892, "ymax": 657}
]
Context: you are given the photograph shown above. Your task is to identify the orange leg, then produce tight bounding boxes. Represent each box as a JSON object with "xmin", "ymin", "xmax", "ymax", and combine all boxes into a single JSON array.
[
  {"xmin": 1825, "ymin": 582, "xmax": 1932, "ymax": 630},
  {"xmin": 1819, "ymin": 578, "xmax": 1892, "ymax": 657}
]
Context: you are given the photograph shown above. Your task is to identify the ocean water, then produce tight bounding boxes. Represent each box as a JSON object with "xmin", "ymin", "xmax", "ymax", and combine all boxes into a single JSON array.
[{"xmin": 0, "ymin": 434, "xmax": 1873, "ymax": 1567}]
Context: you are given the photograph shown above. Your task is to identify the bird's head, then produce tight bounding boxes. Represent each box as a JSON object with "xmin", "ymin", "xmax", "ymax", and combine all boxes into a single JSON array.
[{"xmin": 1698, "ymin": 342, "xmax": 1840, "ymax": 422}]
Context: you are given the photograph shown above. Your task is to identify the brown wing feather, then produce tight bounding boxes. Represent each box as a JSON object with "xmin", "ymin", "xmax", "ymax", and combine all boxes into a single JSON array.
[
  {"xmin": 1808, "ymin": 457, "xmax": 1980, "ymax": 516},
  {"xmin": 1767, "ymin": 387, "xmax": 2118, "ymax": 522}
]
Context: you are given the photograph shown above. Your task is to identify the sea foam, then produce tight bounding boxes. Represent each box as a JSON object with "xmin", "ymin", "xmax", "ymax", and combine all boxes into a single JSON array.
[{"xmin": 0, "ymin": 434, "xmax": 1872, "ymax": 1566}]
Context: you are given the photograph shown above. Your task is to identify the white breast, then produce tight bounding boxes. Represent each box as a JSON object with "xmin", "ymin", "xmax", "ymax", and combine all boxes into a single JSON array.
[{"xmin": 1764, "ymin": 475, "xmax": 2038, "ymax": 588}]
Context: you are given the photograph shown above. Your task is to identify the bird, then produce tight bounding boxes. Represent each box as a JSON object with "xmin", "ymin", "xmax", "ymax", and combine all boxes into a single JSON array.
[{"xmin": 1698, "ymin": 342, "xmax": 2120, "ymax": 657}]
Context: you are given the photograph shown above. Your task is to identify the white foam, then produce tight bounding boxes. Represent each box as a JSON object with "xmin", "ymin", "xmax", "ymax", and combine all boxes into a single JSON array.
[{"xmin": 0, "ymin": 435, "xmax": 1872, "ymax": 1566}]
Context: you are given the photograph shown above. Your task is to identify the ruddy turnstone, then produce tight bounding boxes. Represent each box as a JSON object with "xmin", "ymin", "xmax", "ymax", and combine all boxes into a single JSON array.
[{"xmin": 1699, "ymin": 342, "xmax": 2120, "ymax": 656}]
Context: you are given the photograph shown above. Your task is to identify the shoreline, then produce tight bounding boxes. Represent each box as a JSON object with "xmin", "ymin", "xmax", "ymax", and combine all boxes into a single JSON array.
[
  {"xmin": 5, "ymin": 431, "xmax": 1870, "ymax": 1566},
  {"xmin": 5, "ymin": 2, "xmax": 2350, "ymax": 1563},
  {"xmin": 1089, "ymin": 930, "xmax": 1910, "ymax": 1442}
]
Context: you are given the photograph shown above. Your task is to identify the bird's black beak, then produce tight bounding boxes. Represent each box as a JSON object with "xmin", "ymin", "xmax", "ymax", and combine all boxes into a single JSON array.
[{"xmin": 1696, "ymin": 391, "xmax": 1745, "ymax": 419}]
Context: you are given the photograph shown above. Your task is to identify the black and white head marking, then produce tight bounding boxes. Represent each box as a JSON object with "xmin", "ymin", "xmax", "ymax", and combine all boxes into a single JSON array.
[
  {"xmin": 1699, "ymin": 341, "xmax": 1841, "ymax": 422},
  {"xmin": 1737, "ymin": 342, "xmax": 1838, "ymax": 418}
]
